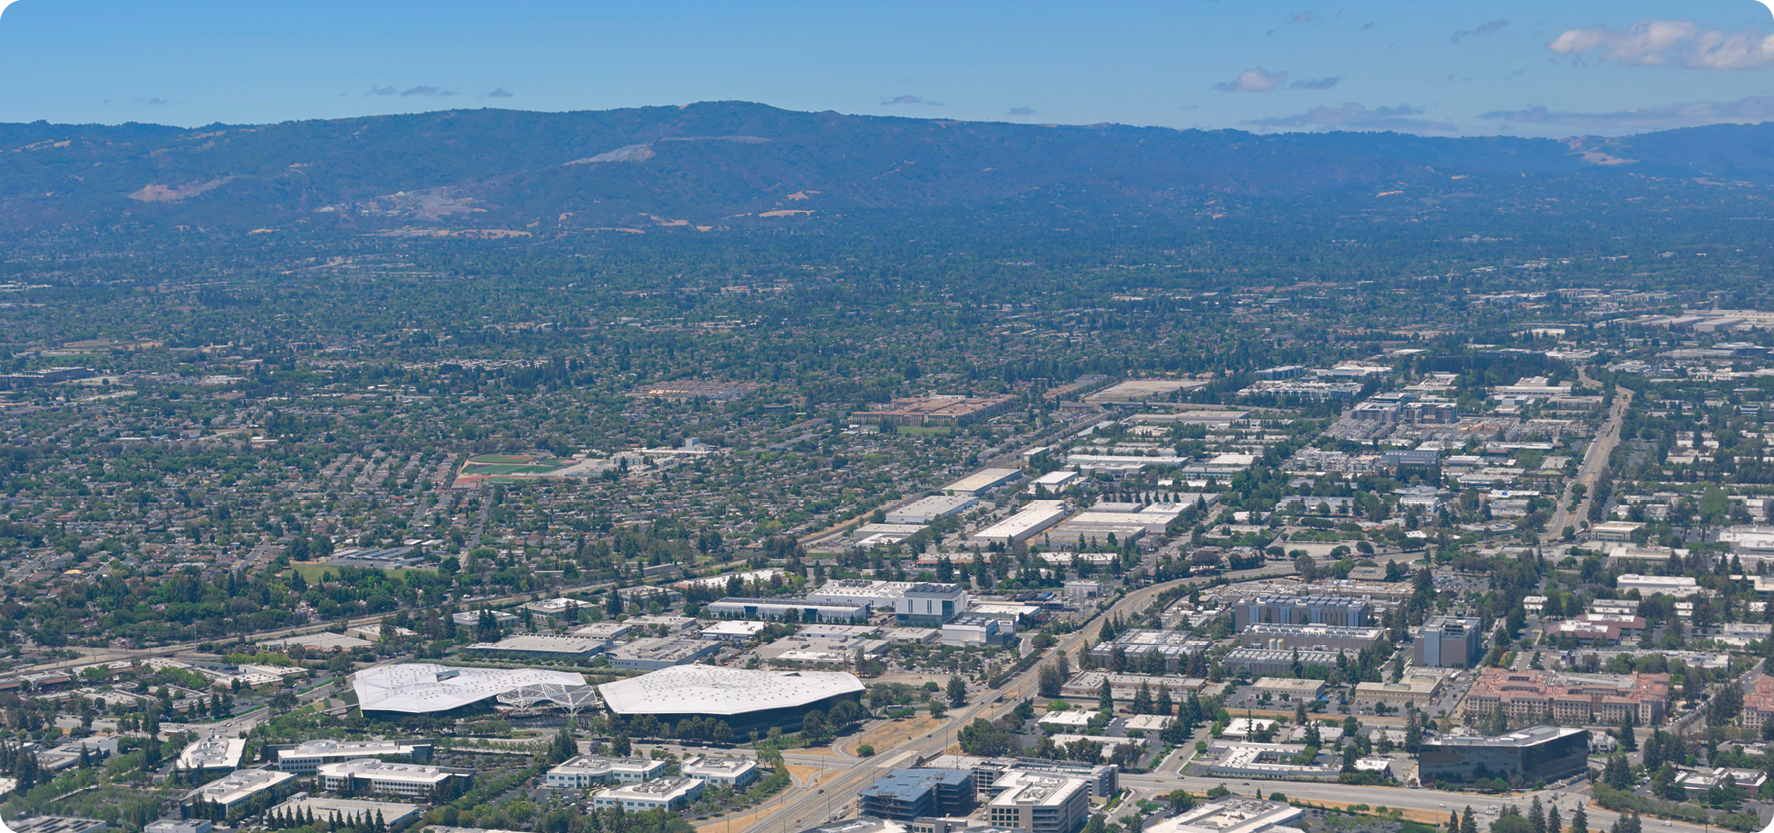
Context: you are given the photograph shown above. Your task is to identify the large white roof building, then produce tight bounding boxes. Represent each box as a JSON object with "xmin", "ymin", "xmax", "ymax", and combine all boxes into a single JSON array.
[
  {"xmin": 598, "ymin": 665, "xmax": 863, "ymax": 731},
  {"xmin": 354, "ymin": 663, "xmax": 587, "ymax": 715}
]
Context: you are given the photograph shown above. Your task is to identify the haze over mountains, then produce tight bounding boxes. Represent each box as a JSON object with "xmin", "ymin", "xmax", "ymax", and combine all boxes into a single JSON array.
[{"xmin": 4, "ymin": 101, "xmax": 1774, "ymax": 235}]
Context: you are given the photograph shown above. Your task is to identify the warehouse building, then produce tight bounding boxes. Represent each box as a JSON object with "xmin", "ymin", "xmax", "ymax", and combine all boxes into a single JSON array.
[
  {"xmin": 598, "ymin": 665, "xmax": 864, "ymax": 734},
  {"xmin": 888, "ymin": 496, "xmax": 980, "ymax": 525},
  {"xmin": 944, "ymin": 469, "xmax": 1024, "ymax": 495},
  {"xmin": 606, "ymin": 637, "xmax": 720, "ymax": 671},
  {"xmin": 972, "ymin": 501, "xmax": 1070, "ymax": 545},
  {"xmin": 1417, "ymin": 726, "xmax": 1590, "ymax": 784},
  {"xmin": 707, "ymin": 597, "xmax": 871, "ymax": 624}
]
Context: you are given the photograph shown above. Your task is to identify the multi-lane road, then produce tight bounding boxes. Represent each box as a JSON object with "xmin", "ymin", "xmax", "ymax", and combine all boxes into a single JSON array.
[{"xmin": 1544, "ymin": 372, "xmax": 1631, "ymax": 543}]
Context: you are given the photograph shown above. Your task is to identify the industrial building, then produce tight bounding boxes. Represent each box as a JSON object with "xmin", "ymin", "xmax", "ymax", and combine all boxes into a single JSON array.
[
  {"xmin": 353, "ymin": 664, "xmax": 589, "ymax": 717},
  {"xmin": 896, "ymin": 583, "xmax": 970, "ymax": 626},
  {"xmin": 1415, "ymin": 617, "xmax": 1484, "ymax": 668},
  {"xmin": 888, "ymin": 495, "xmax": 979, "ymax": 525},
  {"xmin": 463, "ymin": 634, "xmax": 610, "ymax": 659},
  {"xmin": 859, "ymin": 769, "xmax": 976, "ymax": 820},
  {"xmin": 1230, "ymin": 596, "xmax": 1371, "ymax": 631},
  {"xmin": 315, "ymin": 759, "xmax": 472, "ymax": 800},
  {"xmin": 807, "ymin": 580, "xmax": 921, "ymax": 609},
  {"xmin": 592, "ymin": 777, "xmax": 705, "ymax": 813},
  {"xmin": 1088, "ymin": 630, "xmax": 1213, "ymax": 672},
  {"xmin": 180, "ymin": 769, "xmax": 298, "ymax": 821},
  {"xmin": 943, "ymin": 468, "xmax": 1024, "ymax": 495},
  {"xmin": 1222, "ymin": 648, "xmax": 1349, "ymax": 677},
  {"xmin": 680, "ymin": 756, "xmax": 759, "ymax": 787},
  {"xmin": 1238, "ymin": 623, "xmax": 1382, "ymax": 652},
  {"xmin": 546, "ymin": 756, "xmax": 667, "ymax": 788},
  {"xmin": 984, "ymin": 772, "xmax": 1090, "ymax": 833},
  {"xmin": 941, "ymin": 614, "xmax": 1014, "ymax": 646},
  {"xmin": 1147, "ymin": 799, "xmax": 1304, "ymax": 833},
  {"xmin": 606, "ymin": 637, "xmax": 721, "ymax": 670},
  {"xmin": 598, "ymin": 665, "xmax": 864, "ymax": 734},
  {"xmin": 706, "ymin": 597, "xmax": 871, "ymax": 624},
  {"xmin": 1417, "ymin": 726, "xmax": 1590, "ymax": 783},
  {"xmin": 972, "ymin": 501, "xmax": 1070, "ymax": 545},
  {"xmin": 271, "ymin": 739, "xmax": 434, "ymax": 772}
]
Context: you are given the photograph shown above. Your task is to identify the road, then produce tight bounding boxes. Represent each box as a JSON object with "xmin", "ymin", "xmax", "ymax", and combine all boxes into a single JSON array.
[{"xmin": 1544, "ymin": 371, "xmax": 1630, "ymax": 543}]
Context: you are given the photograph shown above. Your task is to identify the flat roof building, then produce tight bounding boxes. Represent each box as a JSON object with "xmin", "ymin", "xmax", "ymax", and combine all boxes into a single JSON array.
[
  {"xmin": 547, "ymin": 756, "xmax": 668, "ymax": 788},
  {"xmin": 1417, "ymin": 726, "xmax": 1590, "ymax": 784},
  {"xmin": 1250, "ymin": 678, "xmax": 1325, "ymax": 702},
  {"xmin": 181, "ymin": 769, "xmax": 298, "ymax": 821},
  {"xmin": 859, "ymin": 769, "xmax": 976, "ymax": 820},
  {"xmin": 680, "ymin": 755, "xmax": 758, "ymax": 787},
  {"xmin": 1463, "ymin": 668, "xmax": 1670, "ymax": 726},
  {"xmin": 1147, "ymin": 799, "xmax": 1305, "ymax": 833},
  {"xmin": 463, "ymin": 634, "xmax": 610, "ymax": 659},
  {"xmin": 1059, "ymin": 672, "xmax": 1210, "ymax": 705},
  {"xmin": 177, "ymin": 738, "xmax": 246, "ymax": 773},
  {"xmin": 593, "ymin": 777, "xmax": 704, "ymax": 813},
  {"xmin": 922, "ymin": 756, "xmax": 1118, "ymax": 800},
  {"xmin": 1354, "ymin": 675, "xmax": 1445, "ymax": 707},
  {"xmin": 606, "ymin": 637, "xmax": 721, "ymax": 671},
  {"xmin": 1088, "ymin": 630, "xmax": 1213, "ymax": 673},
  {"xmin": 944, "ymin": 469, "xmax": 1024, "ymax": 496},
  {"xmin": 1617, "ymin": 574, "xmax": 1703, "ymax": 598},
  {"xmin": 1231, "ymin": 596, "xmax": 1371, "ymax": 631},
  {"xmin": 272, "ymin": 739, "xmax": 434, "ymax": 773},
  {"xmin": 707, "ymin": 597, "xmax": 870, "ymax": 624},
  {"xmin": 972, "ymin": 501, "xmax": 1070, "ymax": 545},
  {"xmin": 12, "ymin": 819, "xmax": 107, "ymax": 833},
  {"xmin": 1416, "ymin": 617, "xmax": 1484, "ymax": 669},
  {"xmin": 942, "ymin": 614, "xmax": 1013, "ymax": 647},
  {"xmin": 897, "ymin": 584, "xmax": 970, "ymax": 626},
  {"xmin": 268, "ymin": 797, "xmax": 420, "ymax": 831},
  {"xmin": 888, "ymin": 496, "xmax": 980, "ymax": 525},
  {"xmin": 1223, "ymin": 648, "xmax": 1349, "ymax": 678},
  {"xmin": 984, "ymin": 772, "xmax": 1090, "ymax": 833},
  {"xmin": 316, "ymin": 759, "xmax": 471, "ymax": 800},
  {"xmin": 807, "ymin": 580, "xmax": 922, "ymax": 609},
  {"xmin": 1239, "ymin": 623, "xmax": 1382, "ymax": 653}
]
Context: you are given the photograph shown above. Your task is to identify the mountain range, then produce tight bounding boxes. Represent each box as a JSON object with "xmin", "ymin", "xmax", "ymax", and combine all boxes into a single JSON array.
[{"xmin": 3, "ymin": 101, "xmax": 1773, "ymax": 234}]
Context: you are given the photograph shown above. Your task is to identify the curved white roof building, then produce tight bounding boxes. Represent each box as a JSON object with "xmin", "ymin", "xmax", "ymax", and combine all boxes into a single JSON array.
[
  {"xmin": 355, "ymin": 663, "xmax": 588, "ymax": 715},
  {"xmin": 598, "ymin": 665, "xmax": 863, "ymax": 732}
]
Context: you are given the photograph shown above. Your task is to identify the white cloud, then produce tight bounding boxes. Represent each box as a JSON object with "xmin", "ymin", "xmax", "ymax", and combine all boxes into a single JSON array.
[
  {"xmin": 1548, "ymin": 19, "xmax": 1774, "ymax": 70},
  {"xmin": 1215, "ymin": 68, "xmax": 1290, "ymax": 93}
]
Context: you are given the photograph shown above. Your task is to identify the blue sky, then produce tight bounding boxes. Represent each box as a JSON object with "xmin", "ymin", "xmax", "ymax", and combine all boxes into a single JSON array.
[{"xmin": 1, "ymin": 0, "xmax": 1771, "ymax": 136}]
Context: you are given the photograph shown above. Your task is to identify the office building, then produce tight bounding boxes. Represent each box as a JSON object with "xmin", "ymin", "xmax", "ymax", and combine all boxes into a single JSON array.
[
  {"xmin": 680, "ymin": 756, "xmax": 758, "ymax": 787},
  {"xmin": 984, "ymin": 772, "xmax": 1090, "ymax": 833},
  {"xmin": 1417, "ymin": 726, "xmax": 1590, "ymax": 783},
  {"xmin": 1222, "ymin": 648, "xmax": 1348, "ymax": 677},
  {"xmin": 452, "ymin": 609, "xmax": 519, "ymax": 629},
  {"xmin": 598, "ymin": 664, "xmax": 864, "ymax": 734},
  {"xmin": 181, "ymin": 769, "xmax": 298, "ymax": 821},
  {"xmin": 1415, "ymin": 617, "xmax": 1484, "ymax": 668},
  {"xmin": 146, "ymin": 822, "xmax": 210, "ymax": 833},
  {"xmin": 546, "ymin": 756, "xmax": 667, "ymax": 788},
  {"xmin": 859, "ymin": 769, "xmax": 976, "ymax": 820},
  {"xmin": 1230, "ymin": 596, "xmax": 1371, "ymax": 631},
  {"xmin": 315, "ymin": 759, "xmax": 472, "ymax": 800},
  {"xmin": 268, "ymin": 797, "xmax": 419, "ymax": 831},
  {"xmin": 1147, "ymin": 799, "xmax": 1304, "ymax": 833},
  {"xmin": 176, "ymin": 738, "xmax": 246, "ymax": 774},
  {"xmin": 11, "ymin": 820, "xmax": 106, "ymax": 833},
  {"xmin": 271, "ymin": 739, "xmax": 434, "ymax": 772},
  {"xmin": 942, "ymin": 614, "xmax": 1013, "ymax": 646},
  {"xmin": 1354, "ymin": 674, "xmax": 1445, "ymax": 707},
  {"xmin": 1087, "ymin": 630, "xmax": 1212, "ymax": 672},
  {"xmin": 592, "ymin": 777, "xmax": 704, "ymax": 813},
  {"xmin": 1616, "ymin": 574, "xmax": 1703, "ymax": 598},
  {"xmin": 1059, "ymin": 672, "xmax": 1209, "ymax": 706},
  {"xmin": 463, "ymin": 634, "xmax": 610, "ymax": 659},
  {"xmin": 920, "ymin": 756, "xmax": 1118, "ymax": 801}
]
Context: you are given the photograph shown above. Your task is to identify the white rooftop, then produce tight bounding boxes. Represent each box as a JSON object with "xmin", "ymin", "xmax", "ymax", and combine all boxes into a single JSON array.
[
  {"xmin": 354, "ymin": 663, "xmax": 587, "ymax": 714},
  {"xmin": 598, "ymin": 665, "xmax": 863, "ymax": 716}
]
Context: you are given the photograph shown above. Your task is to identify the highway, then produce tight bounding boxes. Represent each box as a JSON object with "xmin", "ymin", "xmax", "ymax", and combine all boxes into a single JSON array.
[{"xmin": 1544, "ymin": 371, "xmax": 1630, "ymax": 544}]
